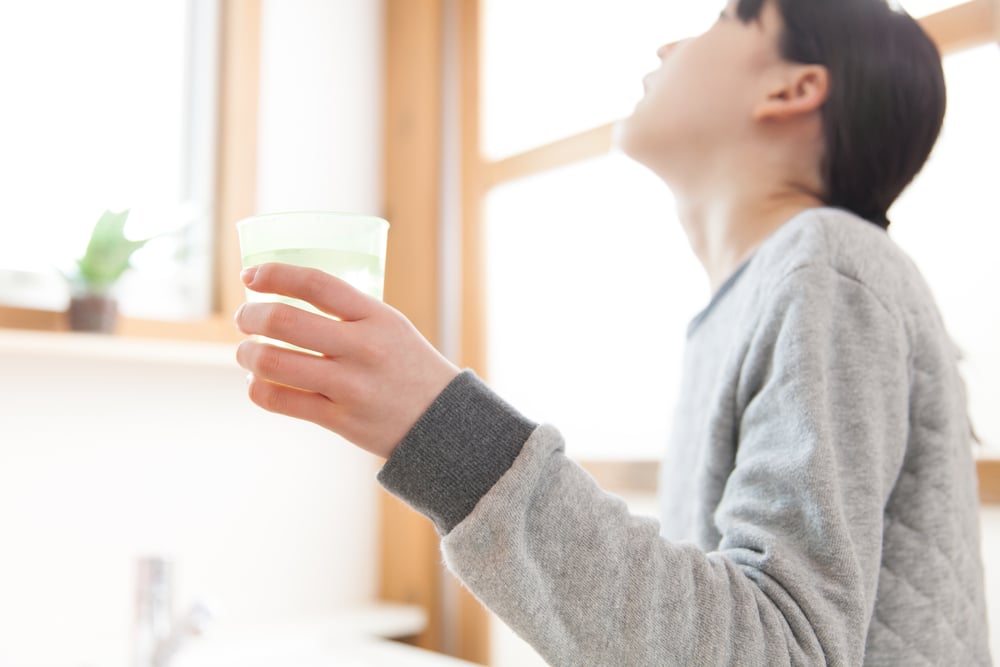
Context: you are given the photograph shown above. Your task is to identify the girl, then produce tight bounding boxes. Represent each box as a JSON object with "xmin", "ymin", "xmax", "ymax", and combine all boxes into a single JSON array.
[{"xmin": 235, "ymin": 0, "xmax": 991, "ymax": 663}]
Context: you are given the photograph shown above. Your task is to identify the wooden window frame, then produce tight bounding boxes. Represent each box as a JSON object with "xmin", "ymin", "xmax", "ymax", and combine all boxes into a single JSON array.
[
  {"xmin": 379, "ymin": 0, "xmax": 447, "ymax": 656},
  {"xmin": 0, "ymin": 0, "xmax": 260, "ymax": 344}
]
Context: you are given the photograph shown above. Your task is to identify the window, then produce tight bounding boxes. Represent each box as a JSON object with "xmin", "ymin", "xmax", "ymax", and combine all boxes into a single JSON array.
[
  {"xmin": 0, "ymin": 0, "xmax": 220, "ymax": 320},
  {"xmin": 479, "ymin": 3, "xmax": 719, "ymax": 460},
  {"xmin": 480, "ymin": 1, "xmax": 718, "ymax": 160},
  {"xmin": 484, "ymin": 153, "xmax": 704, "ymax": 460}
]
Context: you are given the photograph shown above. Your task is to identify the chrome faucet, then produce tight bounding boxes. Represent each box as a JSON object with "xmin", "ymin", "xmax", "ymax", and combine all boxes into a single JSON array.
[{"xmin": 132, "ymin": 557, "xmax": 213, "ymax": 667}]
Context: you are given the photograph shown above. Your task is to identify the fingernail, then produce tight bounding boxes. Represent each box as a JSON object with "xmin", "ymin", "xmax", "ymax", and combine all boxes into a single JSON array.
[
  {"xmin": 246, "ymin": 372, "xmax": 254, "ymax": 386},
  {"xmin": 233, "ymin": 303, "xmax": 244, "ymax": 327},
  {"xmin": 241, "ymin": 266, "xmax": 259, "ymax": 286}
]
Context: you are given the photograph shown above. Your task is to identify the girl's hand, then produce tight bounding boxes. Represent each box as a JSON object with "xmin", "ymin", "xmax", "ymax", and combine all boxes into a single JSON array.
[{"xmin": 234, "ymin": 263, "xmax": 460, "ymax": 459}]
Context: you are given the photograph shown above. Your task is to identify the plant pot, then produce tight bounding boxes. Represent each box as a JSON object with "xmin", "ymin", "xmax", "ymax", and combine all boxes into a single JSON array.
[{"xmin": 68, "ymin": 294, "xmax": 119, "ymax": 333}]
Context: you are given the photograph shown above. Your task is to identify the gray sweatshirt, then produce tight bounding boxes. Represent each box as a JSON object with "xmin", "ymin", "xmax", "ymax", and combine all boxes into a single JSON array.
[{"xmin": 378, "ymin": 207, "xmax": 991, "ymax": 666}]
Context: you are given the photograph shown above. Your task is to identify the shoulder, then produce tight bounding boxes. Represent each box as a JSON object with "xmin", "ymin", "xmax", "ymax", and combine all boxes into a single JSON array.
[
  {"xmin": 749, "ymin": 208, "xmax": 935, "ymax": 331},
  {"xmin": 757, "ymin": 208, "xmax": 904, "ymax": 289}
]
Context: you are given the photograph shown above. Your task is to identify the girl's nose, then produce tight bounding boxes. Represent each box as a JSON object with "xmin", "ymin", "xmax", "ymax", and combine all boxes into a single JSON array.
[{"xmin": 656, "ymin": 40, "xmax": 682, "ymax": 60}]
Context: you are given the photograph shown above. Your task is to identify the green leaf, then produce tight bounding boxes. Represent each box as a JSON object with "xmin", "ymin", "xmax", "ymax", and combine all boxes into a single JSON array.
[{"xmin": 75, "ymin": 209, "xmax": 154, "ymax": 291}]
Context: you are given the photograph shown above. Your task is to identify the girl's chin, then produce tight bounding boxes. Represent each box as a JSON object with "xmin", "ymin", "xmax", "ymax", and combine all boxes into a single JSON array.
[{"xmin": 614, "ymin": 116, "xmax": 668, "ymax": 165}]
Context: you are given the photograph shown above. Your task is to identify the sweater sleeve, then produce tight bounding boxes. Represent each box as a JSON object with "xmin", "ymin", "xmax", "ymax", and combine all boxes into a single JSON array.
[
  {"xmin": 379, "ymin": 264, "xmax": 909, "ymax": 666},
  {"xmin": 377, "ymin": 369, "xmax": 538, "ymax": 534}
]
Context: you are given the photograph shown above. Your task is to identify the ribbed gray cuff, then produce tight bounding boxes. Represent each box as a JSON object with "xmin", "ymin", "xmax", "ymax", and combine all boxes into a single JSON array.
[{"xmin": 377, "ymin": 370, "xmax": 537, "ymax": 535}]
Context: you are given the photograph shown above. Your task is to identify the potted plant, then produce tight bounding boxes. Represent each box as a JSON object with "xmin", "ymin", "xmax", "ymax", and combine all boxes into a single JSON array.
[{"xmin": 65, "ymin": 209, "xmax": 153, "ymax": 333}]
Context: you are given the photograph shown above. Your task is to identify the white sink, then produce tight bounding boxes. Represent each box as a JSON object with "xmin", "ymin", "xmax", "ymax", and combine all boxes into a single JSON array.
[
  {"xmin": 174, "ymin": 636, "xmax": 477, "ymax": 667},
  {"xmin": 170, "ymin": 605, "xmax": 475, "ymax": 667}
]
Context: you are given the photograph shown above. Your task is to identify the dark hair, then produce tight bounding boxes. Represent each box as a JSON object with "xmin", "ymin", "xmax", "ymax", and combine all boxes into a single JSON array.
[{"xmin": 736, "ymin": 0, "xmax": 946, "ymax": 229}]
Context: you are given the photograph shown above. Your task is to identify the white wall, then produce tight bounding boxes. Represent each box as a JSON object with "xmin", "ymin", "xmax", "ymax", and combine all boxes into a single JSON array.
[
  {"xmin": 256, "ymin": 0, "xmax": 383, "ymax": 217},
  {"xmin": 0, "ymin": 1, "xmax": 385, "ymax": 666},
  {"xmin": 0, "ymin": 347, "xmax": 380, "ymax": 667}
]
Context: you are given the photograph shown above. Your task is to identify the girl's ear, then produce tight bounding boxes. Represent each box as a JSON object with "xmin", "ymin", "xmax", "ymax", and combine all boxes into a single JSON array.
[{"xmin": 753, "ymin": 64, "xmax": 829, "ymax": 122}]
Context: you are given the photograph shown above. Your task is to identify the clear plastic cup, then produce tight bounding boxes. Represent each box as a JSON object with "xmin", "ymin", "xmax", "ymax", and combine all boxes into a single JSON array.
[{"xmin": 237, "ymin": 210, "xmax": 389, "ymax": 350}]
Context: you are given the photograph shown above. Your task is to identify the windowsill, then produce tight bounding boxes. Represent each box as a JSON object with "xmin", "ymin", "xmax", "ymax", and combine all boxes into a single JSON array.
[
  {"xmin": 0, "ymin": 327, "xmax": 239, "ymax": 369},
  {"xmin": 0, "ymin": 303, "xmax": 244, "ymax": 344}
]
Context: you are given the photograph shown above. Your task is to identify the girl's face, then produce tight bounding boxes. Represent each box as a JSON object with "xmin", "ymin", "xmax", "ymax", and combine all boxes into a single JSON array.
[{"xmin": 619, "ymin": 1, "xmax": 788, "ymax": 179}]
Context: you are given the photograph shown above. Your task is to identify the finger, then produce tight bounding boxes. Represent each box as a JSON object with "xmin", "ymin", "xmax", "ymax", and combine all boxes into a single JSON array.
[
  {"xmin": 235, "ymin": 301, "xmax": 345, "ymax": 357},
  {"xmin": 236, "ymin": 339, "xmax": 338, "ymax": 395},
  {"xmin": 243, "ymin": 263, "xmax": 375, "ymax": 322},
  {"xmin": 246, "ymin": 375, "xmax": 343, "ymax": 430}
]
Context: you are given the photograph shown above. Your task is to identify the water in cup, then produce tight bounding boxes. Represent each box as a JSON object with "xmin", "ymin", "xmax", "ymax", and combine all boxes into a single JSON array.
[
  {"xmin": 237, "ymin": 211, "xmax": 389, "ymax": 354},
  {"xmin": 242, "ymin": 247, "xmax": 385, "ymax": 312}
]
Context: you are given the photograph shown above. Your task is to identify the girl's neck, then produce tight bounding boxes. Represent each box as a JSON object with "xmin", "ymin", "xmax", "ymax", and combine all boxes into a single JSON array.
[{"xmin": 675, "ymin": 187, "xmax": 825, "ymax": 293}]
